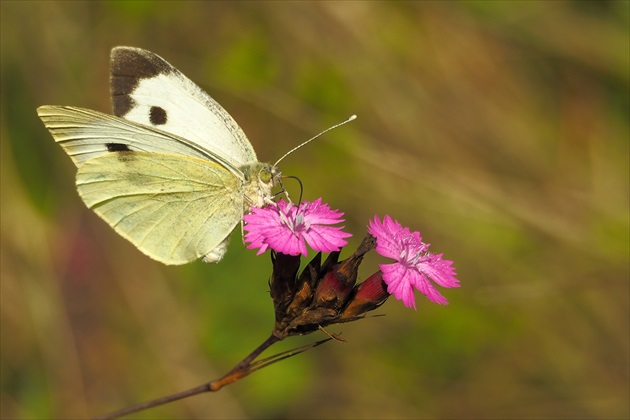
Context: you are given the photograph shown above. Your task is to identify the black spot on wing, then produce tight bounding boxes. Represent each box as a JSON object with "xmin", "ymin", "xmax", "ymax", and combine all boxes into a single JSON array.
[
  {"xmin": 106, "ymin": 142, "xmax": 131, "ymax": 152},
  {"xmin": 149, "ymin": 106, "xmax": 167, "ymax": 125},
  {"xmin": 110, "ymin": 47, "xmax": 174, "ymax": 117},
  {"xmin": 106, "ymin": 142, "xmax": 136, "ymax": 162}
]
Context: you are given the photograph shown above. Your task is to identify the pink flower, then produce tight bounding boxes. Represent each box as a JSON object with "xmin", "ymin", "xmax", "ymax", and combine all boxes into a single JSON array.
[
  {"xmin": 244, "ymin": 199, "xmax": 352, "ymax": 257},
  {"xmin": 368, "ymin": 215, "xmax": 459, "ymax": 309}
]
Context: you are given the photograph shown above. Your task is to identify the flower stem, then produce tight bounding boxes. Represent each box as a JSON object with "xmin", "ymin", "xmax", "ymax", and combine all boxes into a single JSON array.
[
  {"xmin": 204, "ymin": 333, "xmax": 283, "ymax": 393},
  {"xmin": 95, "ymin": 334, "xmax": 282, "ymax": 419}
]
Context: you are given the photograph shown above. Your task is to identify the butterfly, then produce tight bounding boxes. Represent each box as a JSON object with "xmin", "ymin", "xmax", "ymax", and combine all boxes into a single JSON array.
[{"xmin": 37, "ymin": 46, "xmax": 282, "ymax": 265}]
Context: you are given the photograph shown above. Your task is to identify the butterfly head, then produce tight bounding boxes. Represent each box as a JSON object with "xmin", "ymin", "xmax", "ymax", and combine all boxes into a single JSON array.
[{"xmin": 241, "ymin": 162, "xmax": 282, "ymax": 209}]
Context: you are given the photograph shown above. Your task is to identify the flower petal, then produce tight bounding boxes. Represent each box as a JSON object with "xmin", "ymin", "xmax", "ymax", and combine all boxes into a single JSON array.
[
  {"xmin": 368, "ymin": 216, "xmax": 403, "ymax": 259},
  {"xmin": 380, "ymin": 263, "xmax": 417, "ymax": 309},
  {"xmin": 417, "ymin": 254, "xmax": 459, "ymax": 289}
]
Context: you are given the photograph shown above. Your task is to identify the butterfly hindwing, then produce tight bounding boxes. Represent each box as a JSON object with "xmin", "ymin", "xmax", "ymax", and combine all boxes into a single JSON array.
[
  {"xmin": 76, "ymin": 152, "xmax": 244, "ymax": 265},
  {"xmin": 110, "ymin": 46, "xmax": 257, "ymax": 168}
]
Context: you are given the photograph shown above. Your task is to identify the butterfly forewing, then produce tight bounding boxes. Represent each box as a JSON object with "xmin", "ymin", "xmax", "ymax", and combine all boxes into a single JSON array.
[
  {"xmin": 110, "ymin": 46, "xmax": 257, "ymax": 168},
  {"xmin": 37, "ymin": 105, "xmax": 242, "ymax": 176},
  {"xmin": 76, "ymin": 152, "xmax": 243, "ymax": 265}
]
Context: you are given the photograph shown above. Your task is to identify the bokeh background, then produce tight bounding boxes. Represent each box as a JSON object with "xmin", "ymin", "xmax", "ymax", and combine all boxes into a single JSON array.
[{"xmin": 2, "ymin": 1, "xmax": 628, "ymax": 419}]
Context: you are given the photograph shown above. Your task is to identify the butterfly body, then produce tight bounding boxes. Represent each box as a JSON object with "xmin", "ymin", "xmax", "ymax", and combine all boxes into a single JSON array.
[{"xmin": 38, "ymin": 47, "xmax": 280, "ymax": 265}]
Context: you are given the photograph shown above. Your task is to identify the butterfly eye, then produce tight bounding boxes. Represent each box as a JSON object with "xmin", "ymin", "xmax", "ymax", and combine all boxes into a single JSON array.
[
  {"xmin": 259, "ymin": 168, "xmax": 272, "ymax": 183},
  {"xmin": 260, "ymin": 165, "xmax": 282, "ymax": 185}
]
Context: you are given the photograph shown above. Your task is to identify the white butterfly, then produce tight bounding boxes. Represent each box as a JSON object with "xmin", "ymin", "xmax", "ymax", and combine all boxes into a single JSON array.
[{"xmin": 37, "ymin": 46, "xmax": 281, "ymax": 265}]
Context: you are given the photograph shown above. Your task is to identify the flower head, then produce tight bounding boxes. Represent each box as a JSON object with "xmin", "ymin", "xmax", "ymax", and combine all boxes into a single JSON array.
[
  {"xmin": 269, "ymin": 234, "xmax": 385, "ymax": 338},
  {"xmin": 368, "ymin": 215, "xmax": 459, "ymax": 309},
  {"xmin": 244, "ymin": 199, "xmax": 351, "ymax": 257}
]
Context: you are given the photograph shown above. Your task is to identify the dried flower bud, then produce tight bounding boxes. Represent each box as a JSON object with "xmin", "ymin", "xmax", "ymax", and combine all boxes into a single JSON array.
[{"xmin": 269, "ymin": 252, "xmax": 301, "ymax": 314}]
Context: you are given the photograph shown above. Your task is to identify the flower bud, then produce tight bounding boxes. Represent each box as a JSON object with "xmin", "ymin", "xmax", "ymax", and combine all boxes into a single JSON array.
[
  {"xmin": 312, "ymin": 270, "xmax": 355, "ymax": 309},
  {"xmin": 338, "ymin": 271, "xmax": 389, "ymax": 320}
]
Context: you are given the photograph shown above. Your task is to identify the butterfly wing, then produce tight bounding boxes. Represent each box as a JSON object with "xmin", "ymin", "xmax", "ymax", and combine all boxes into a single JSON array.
[
  {"xmin": 76, "ymin": 151, "xmax": 244, "ymax": 265},
  {"xmin": 110, "ymin": 46, "xmax": 257, "ymax": 168},
  {"xmin": 37, "ymin": 105, "xmax": 241, "ymax": 176}
]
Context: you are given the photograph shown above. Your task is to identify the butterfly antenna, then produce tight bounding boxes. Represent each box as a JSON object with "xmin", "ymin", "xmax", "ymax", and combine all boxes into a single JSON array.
[{"xmin": 274, "ymin": 115, "xmax": 357, "ymax": 167}]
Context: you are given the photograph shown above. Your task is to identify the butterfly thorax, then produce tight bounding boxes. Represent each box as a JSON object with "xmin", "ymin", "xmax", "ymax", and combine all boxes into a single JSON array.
[{"xmin": 240, "ymin": 162, "xmax": 280, "ymax": 210}]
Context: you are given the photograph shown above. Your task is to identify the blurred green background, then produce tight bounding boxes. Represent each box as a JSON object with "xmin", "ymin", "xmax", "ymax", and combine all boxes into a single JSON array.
[{"xmin": 1, "ymin": 1, "xmax": 628, "ymax": 419}]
